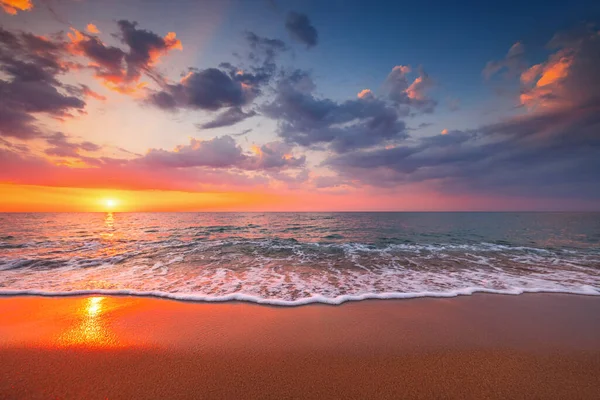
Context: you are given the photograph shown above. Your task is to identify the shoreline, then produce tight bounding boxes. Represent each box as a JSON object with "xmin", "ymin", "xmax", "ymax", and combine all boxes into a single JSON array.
[
  {"xmin": 1, "ymin": 293, "xmax": 600, "ymax": 399},
  {"xmin": 1, "ymin": 286, "xmax": 598, "ymax": 307}
]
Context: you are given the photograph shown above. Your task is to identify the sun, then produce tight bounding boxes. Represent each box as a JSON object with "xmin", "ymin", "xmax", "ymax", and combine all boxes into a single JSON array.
[{"xmin": 104, "ymin": 198, "xmax": 118, "ymax": 210}]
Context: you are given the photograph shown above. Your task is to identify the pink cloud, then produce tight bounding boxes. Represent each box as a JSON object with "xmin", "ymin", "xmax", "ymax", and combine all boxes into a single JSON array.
[{"xmin": 357, "ymin": 89, "xmax": 373, "ymax": 99}]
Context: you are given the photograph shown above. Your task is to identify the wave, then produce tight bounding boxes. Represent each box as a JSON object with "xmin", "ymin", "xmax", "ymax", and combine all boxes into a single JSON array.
[{"xmin": 0, "ymin": 286, "xmax": 598, "ymax": 306}]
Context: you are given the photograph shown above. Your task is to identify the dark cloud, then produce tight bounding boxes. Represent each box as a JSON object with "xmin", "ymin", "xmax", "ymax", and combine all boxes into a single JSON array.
[
  {"xmin": 0, "ymin": 104, "xmax": 40, "ymax": 139},
  {"xmin": 116, "ymin": 20, "xmax": 182, "ymax": 83},
  {"xmin": 285, "ymin": 12, "xmax": 318, "ymax": 48},
  {"xmin": 147, "ymin": 68, "xmax": 255, "ymax": 111},
  {"xmin": 68, "ymin": 30, "xmax": 126, "ymax": 84},
  {"xmin": 147, "ymin": 31, "xmax": 286, "ymax": 114},
  {"xmin": 321, "ymin": 29, "xmax": 600, "ymax": 200},
  {"xmin": 262, "ymin": 70, "xmax": 408, "ymax": 153},
  {"xmin": 0, "ymin": 27, "xmax": 87, "ymax": 139},
  {"xmin": 44, "ymin": 132, "xmax": 101, "ymax": 158},
  {"xmin": 197, "ymin": 107, "xmax": 257, "ymax": 129},
  {"xmin": 325, "ymin": 101, "xmax": 600, "ymax": 199}
]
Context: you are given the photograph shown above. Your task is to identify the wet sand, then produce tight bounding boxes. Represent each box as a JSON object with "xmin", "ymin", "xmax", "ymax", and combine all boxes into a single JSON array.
[{"xmin": 1, "ymin": 294, "xmax": 599, "ymax": 399}]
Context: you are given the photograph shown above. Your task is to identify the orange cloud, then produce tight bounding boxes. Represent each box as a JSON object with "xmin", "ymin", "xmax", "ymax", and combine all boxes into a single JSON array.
[
  {"xmin": 250, "ymin": 144, "xmax": 262, "ymax": 156},
  {"xmin": 441, "ymin": 129, "xmax": 448, "ymax": 135},
  {"xmin": 520, "ymin": 64, "xmax": 543, "ymax": 85},
  {"xmin": 536, "ymin": 56, "xmax": 571, "ymax": 87},
  {"xmin": 67, "ymin": 28, "xmax": 86, "ymax": 48},
  {"xmin": 520, "ymin": 50, "xmax": 574, "ymax": 110},
  {"xmin": 0, "ymin": 0, "xmax": 32, "ymax": 15},
  {"xmin": 86, "ymin": 24, "xmax": 100, "ymax": 34},
  {"xmin": 357, "ymin": 89, "xmax": 373, "ymax": 99},
  {"xmin": 148, "ymin": 32, "xmax": 183, "ymax": 65},
  {"xmin": 102, "ymin": 80, "xmax": 147, "ymax": 96},
  {"xmin": 164, "ymin": 32, "xmax": 183, "ymax": 51}
]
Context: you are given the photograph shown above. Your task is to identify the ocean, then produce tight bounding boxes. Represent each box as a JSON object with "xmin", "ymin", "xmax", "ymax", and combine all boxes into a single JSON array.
[{"xmin": 0, "ymin": 212, "xmax": 599, "ymax": 305}]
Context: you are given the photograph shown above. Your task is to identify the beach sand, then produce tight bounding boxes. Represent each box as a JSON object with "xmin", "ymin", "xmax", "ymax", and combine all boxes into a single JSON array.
[{"xmin": 1, "ymin": 294, "xmax": 599, "ymax": 399}]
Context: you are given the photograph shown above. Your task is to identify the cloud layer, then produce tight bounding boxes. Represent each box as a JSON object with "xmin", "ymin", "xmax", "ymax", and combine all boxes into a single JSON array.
[{"xmin": 1, "ymin": 12, "xmax": 599, "ymax": 207}]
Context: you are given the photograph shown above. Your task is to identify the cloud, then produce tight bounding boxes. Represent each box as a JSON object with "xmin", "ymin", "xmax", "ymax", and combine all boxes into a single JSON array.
[
  {"xmin": 285, "ymin": 12, "xmax": 318, "ymax": 48},
  {"xmin": 0, "ymin": 146, "xmax": 269, "ymax": 192},
  {"xmin": 441, "ymin": 128, "xmax": 448, "ymax": 135},
  {"xmin": 248, "ymin": 141, "xmax": 305, "ymax": 170},
  {"xmin": 321, "ymin": 27, "xmax": 600, "ymax": 201},
  {"xmin": 68, "ymin": 29, "xmax": 126, "ymax": 82},
  {"xmin": 244, "ymin": 31, "xmax": 287, "ymax": 63},
  {"xmin": 117, "ymin": 20, "xmax": 182, "ymax": 82},
  {"xmin": 68, "ymin": 20, "xmax": 182, "ymax": 93},
  {"xmin": 415, "ymin": 122, "xmax": 433, "ymax": 129},
  {"xmin": 1, "ymin": 132, "xmax": 306, "ymax": 192},
  {"xmin": 518, "ymin": 27, "xmax": 600, "ymax": 113},
  {"xmin": 0, "ymin": 27, "xmax": 87, "ymax": 139},
  {"xmin": 262, "ymin": 70, "xmax": 408, "ymax": 153},
  {"xmin": 80, "ymin": 84, "xmax": 107, "ymax": 101},
  {"xmin": 86, "ymin": 24, "xmax": 100, "ymax": 34},
  {"xmin": 140, "ymin": 135, "xmax": 305, "ymax": 171},
  {"xmin": 141, "ymin": 136, "xmax": 247, "ymax": 168},
  {"xmin": 384, "ymin": 65, "xmax": 436, "ymax": 113},
  {"xmin": 147, "ymin": 68, "xmax": 256, "ymax": 111},
  {"xmin": 483, "ymin": 41, "xmax": 527, "ymax": 79},
  {"xmin": 325, "ymin": 97, "xmax": 600, "ymax": 200},
  {"xmin": 145, "ymin": 31, "xmax": 288, "ymax": 114},
  {"xmin": 44, "ymin": 132, "xmax": 102, "ymax": 158},
  {"xmin": 0, "ymin": 0, "xmax": 32, "ymax": 15},
  {"xmin": 357, "ymin": 89, "xmax": 374, "ymax": 99},
  {"xmin": 220, "ymin": 32, "xmax": 288, "ymax": 88},
  {"xmin": 197, "ymin": 107, "xmax": 257, "ymax": 129}
]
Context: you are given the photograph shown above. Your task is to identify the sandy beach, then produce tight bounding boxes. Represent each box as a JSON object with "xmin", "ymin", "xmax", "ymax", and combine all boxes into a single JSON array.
[{"xmin": 1, "ymin": 294, "xmax": 599, "ymax": 399}]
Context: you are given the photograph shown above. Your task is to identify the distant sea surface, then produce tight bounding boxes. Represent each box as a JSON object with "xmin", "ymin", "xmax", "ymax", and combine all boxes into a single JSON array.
[{"xmin": 0, "ymin": 212, "xmax": 599, "ymax": 305}]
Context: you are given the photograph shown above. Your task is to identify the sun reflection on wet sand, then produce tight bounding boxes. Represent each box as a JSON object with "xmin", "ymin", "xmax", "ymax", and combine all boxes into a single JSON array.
[{"xmin": 57, "ymin": 296, "xmax": 121, "ymax": 348}]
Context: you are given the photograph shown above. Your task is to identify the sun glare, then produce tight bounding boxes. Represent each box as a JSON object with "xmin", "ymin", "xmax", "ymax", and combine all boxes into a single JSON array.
[{"xmin": 103, "ymin": 198, "xmax": 118, "ymax": 210}]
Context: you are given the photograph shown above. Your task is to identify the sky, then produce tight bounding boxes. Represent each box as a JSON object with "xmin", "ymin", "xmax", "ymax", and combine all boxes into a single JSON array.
[{"xmin": 1, "ymin": 0, "xmax": 599, "ymax": 211}]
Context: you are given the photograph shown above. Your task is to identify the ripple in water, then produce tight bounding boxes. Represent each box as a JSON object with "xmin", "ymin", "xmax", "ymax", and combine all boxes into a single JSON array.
[{"xmin": 0, "ymin": 212, "xmax": 599, "ymax": 305}]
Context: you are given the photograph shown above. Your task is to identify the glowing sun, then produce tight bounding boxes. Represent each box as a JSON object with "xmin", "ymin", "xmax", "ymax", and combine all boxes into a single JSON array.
[{"xmin": 104, "ymin": 198, "xmax": 118, "ymax": 210}]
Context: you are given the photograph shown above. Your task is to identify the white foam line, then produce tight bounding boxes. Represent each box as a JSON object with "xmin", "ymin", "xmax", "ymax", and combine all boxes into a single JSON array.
[{"xmin": 0, "ymin": 286, "xmax": 598, "ymax": 306}]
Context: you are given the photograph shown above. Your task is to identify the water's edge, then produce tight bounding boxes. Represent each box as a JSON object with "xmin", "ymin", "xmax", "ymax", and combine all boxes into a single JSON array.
[{"xmin": 1, "ymin": 286, "xmax": 598, "ymax": 306}]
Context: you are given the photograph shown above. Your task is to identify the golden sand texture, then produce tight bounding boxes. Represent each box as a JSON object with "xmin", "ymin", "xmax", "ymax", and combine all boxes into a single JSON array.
[{"xmin": 1, "ymin": 294, "xmax": 599, "ymax": 399}]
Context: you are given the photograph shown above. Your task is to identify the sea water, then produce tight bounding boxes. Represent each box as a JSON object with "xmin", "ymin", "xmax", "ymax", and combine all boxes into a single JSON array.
[{"xmin": 1, "ymin": 212, "xmax": 599, "ymax": 305}]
